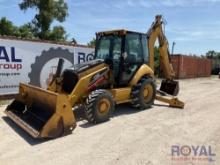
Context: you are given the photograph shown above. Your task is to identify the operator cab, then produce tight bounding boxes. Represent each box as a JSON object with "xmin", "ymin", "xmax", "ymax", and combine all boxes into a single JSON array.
[{"xmin": 95, "ymin": 30, "xmax": 149, "ymax": 86}]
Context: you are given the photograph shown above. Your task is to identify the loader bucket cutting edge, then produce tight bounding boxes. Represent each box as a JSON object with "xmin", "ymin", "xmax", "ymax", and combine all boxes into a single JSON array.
[
  {"xmin": 5, "ymin": 83, "xmax": 76, "ymax": 138},
  {"xmin": 159, "ymin": 80, "xmax": 179, "ymax": 96}
]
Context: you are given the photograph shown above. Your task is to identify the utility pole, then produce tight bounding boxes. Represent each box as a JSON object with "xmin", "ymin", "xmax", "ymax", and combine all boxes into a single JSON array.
[{"xmin": 171, "ymin": 41, "xmax": 176, "ymax": 55}]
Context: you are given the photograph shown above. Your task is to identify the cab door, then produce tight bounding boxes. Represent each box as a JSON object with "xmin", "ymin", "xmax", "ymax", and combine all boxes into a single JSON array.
[
  {"xmin": 95, "ymin": 35, "xmax": 123, "ymax": 85},
  {"xmin": 118, "ymin": 33, "xmax": 144, "ymax": 85},
  {"xmin": 112, "ymin": 36, "xmax": 122, "ymax": 82}
]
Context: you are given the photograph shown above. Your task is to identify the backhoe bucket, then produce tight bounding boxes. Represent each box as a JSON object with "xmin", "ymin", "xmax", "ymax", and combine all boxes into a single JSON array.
[
  {"xmin": 159, "ymin": 80, "xmax": 179, "ymax": 96},
  {"xmin": 5, "ymin": 83, "xmax": 76, "ymax": 138}
]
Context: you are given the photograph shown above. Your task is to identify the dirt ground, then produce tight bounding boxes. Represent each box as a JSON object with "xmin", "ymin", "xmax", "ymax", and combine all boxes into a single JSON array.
[{"xmin": 0, "ymin": 77, "xmax": 219, "ymax": 165}]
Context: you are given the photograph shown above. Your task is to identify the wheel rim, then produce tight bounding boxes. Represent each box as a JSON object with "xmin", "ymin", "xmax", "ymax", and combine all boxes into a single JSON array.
[
  {"xmin": 143, "ymin": 84, "xmax": 153, "ymax": 102},
  {"xmin": 98, "ymin": 98, "xmax": 110, "ymax": 114}
]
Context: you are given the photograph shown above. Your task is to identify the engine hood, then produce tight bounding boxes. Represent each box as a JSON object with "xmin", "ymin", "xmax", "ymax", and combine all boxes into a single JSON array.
[
  {"xmin": 66, "ymin": 59, "xmax": 105, "ymax": 74},
  {"xmin": 61, "ymin": 59, "xmax": 105, "ymax": 93}
]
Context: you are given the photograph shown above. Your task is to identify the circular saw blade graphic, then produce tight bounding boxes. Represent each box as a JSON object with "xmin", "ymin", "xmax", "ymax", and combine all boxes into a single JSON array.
[{"xmin": 28, "ymin": 47, "xmax": 74, "ymax": 87}]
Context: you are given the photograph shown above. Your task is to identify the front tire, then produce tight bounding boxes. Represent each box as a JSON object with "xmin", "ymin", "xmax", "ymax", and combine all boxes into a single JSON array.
[
  {"xmin": 131, "ymin": 78, "xmax": 156, "ymax": 110},
  {"xmin": 85, "ymin": 90, "xmax": 114, "ymax": 123}
]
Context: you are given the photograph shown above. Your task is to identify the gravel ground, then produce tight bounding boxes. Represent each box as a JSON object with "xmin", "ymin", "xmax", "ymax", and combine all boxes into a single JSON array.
[{"xmin": 0, "ymin": 77, "xmax": 219, "ymax": 165}]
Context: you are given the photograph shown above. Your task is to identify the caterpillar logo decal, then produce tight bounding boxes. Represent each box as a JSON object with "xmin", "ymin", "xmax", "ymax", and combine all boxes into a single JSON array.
[{"xmin": 28, "ymin": 47, "xmax": 74, "ymax": 87}]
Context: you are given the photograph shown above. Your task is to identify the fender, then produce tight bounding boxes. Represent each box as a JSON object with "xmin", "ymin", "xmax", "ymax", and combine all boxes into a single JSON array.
[{"xmin": 129, "ymin": 64, "xmax": 154, "ymax": 86}]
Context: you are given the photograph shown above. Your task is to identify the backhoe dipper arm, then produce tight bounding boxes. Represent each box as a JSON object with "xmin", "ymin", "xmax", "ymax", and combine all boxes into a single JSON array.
[
  {"xmin": 147, "ymin": 15, "xmax": 175, "ymax": 79},
  {"xmin": 147, "ymin": 15, "xmax": 184, "ymax": 108}
]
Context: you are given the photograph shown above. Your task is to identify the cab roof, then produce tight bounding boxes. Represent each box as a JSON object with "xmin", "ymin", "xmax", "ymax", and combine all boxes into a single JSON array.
[{"xmin": 96, "ymin": 29, "xmax": 146, "ymax": 36}]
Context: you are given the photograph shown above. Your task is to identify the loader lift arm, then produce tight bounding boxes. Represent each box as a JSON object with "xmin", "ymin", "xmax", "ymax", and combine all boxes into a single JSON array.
[{"xmin": 147, "ymin": 15, "xmax": 184, "ymax": 108}]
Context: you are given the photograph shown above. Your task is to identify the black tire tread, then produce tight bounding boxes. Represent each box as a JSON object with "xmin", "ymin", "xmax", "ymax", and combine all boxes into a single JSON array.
[
  {"xmin": 85, "ymin": 89, "xmax": 114, "ymax": 123},
  {"xmin": 131, "ymin": 77, "xmax": 156, "ymax": 110}
]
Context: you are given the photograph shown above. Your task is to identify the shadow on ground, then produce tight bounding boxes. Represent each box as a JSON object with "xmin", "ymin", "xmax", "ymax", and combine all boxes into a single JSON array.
[
  {"xmin": 2, "ymin": 117, "xmax": 50, "ymax": 146},
  {"xmin": 2, "ymin": 103, "xmax": 163, "ymax": 145},
  {"xmin": 78, "ymin": 103, "xmax": 147, "ymax": 128}
]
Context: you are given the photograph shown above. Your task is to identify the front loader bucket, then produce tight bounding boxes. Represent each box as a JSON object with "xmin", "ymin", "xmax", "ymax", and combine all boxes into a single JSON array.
[
  {"xmin": 159, "ymin": 79, "xmax": 179, "ymax": 96},
  {"xmin": 5, "ymin": 83, "xmax": 76, "ymax": 138}
]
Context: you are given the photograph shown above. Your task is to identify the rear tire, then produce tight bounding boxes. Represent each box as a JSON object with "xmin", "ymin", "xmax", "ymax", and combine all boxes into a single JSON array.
[
  {"xmin": 85, "ymin": 90, "xmax": 114, "ymax": 123},
  {"xmin": 131, "ymin": 77, "xmax": 156, "ymax": 110}
]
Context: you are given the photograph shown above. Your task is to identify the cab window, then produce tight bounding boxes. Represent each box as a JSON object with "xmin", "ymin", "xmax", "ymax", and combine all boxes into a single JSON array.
[
  {"xmin": 96, "ymin": 36, "xmax": 111, "ymax": 60},
  {"xmin": 96, "ymin": 35, "xmax": 121, "ymax": 60},
  {"xmin": 141, "ymin": 34, "xmax": 149, "ymax": 63},
  {"xmin": 125, "ymin": 33, "xmax": 143, "ymax": 63}
]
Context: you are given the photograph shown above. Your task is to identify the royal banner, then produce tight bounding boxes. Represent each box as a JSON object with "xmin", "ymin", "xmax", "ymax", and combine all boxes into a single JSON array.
[{"xmin": 0, "ymin": 38, "xmax": 94, "ymax": 95}]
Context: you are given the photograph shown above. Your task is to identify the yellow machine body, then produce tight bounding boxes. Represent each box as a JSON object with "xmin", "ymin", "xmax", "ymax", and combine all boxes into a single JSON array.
[
  {"xmin": 5, "ymin": 15, "xmax": 184, "ymax": 138},
  {"xmin": 5, "ymin": 83, "xmax": 76, "ymax": 138},
  {"xmin": 5, "ymin": 61, "xmax": 156, "ymax": 138}
]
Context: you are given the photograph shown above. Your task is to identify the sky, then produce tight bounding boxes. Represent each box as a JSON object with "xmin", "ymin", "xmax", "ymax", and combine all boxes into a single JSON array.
[{"xmin": 0, "ymin": 0, "xmax": 220, "ymax": 55}]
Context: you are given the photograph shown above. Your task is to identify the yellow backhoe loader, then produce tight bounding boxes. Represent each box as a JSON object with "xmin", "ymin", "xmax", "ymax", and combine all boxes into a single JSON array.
[{"xmin": 5, "ymin": 15, "xmax": 184, "ymax": 138}]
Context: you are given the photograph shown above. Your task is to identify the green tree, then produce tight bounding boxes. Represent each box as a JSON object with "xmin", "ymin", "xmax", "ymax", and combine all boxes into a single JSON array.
[
  {"xmin": 0, "ymin": 17, "xmax": 18, "ymax": 36},
  {"xmin": 0, "ymin": 17, "xmax": 37, "ymax": 38},
  {"xmin": 19, "ymin": 0, "xmax": 68, "ymax": 39},
  {"xmin": 18, "ymin": 23, "xmax": 35, "ymax": 38},
  {"xmin": 206, "ymin": 50, "xmax": 216, "ymax": 59},
  {"xmin": 48, "ymin": 26, "xmax": 67, "ymax": 41},
  {"xmin": 87, "ymin": 38, "xmax": 96, "ymax": 47},
  {"xmin": 218, "ymin": 53, "xmax": 220, "ymax": 59}
]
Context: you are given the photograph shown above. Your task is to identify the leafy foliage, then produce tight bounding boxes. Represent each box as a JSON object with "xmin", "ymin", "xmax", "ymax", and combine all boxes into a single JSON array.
[
  {"xmin": 0, "ymin": 0, "xmax": 68, "ymax": 42},
  {"xmin": 87, "ymin": 38, "xmax": 96, "ymax": 47},
  {"xmin": 0, "ymin": 17, "xmax": 35, "ymax": 38},
  {"xmin": 0, "ymin": 17, "xmax": 18, "ymax": 36},
  {"xmin": 48, "ymin": 26, "xmax": 67, "ymax": 41},
  {"xmin": 206, "ymin": 50, "xmax": 220, "ymax": 59},
  {"xmin": 19, "ymin": 0, "xmax": 68, "ymax": 40},
  {"xmin": 18, "ymin": 23, "xmax": 35, "ymax": 38}
]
